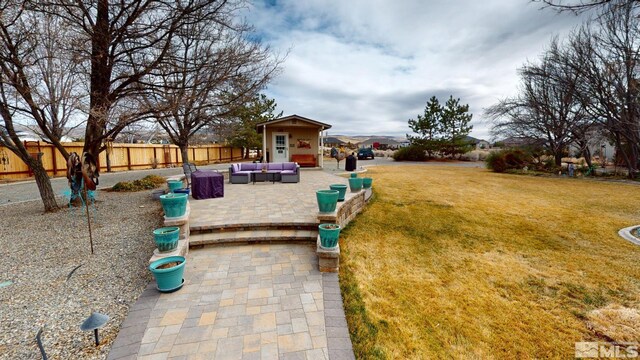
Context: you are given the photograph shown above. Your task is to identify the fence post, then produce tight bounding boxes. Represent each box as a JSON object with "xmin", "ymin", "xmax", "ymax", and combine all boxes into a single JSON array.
[
  {"xmin": 51, "ymin": 146, "xmax": 57, "ymax": 176},
  {"xmin": 127, "ymin": 147, "xmax": 132, "ymax": 170}
]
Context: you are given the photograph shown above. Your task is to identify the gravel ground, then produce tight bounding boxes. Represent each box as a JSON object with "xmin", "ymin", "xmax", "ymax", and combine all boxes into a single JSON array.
[{"xmin": 0, "ymin": 189, "xmax": 163, "ymax": 359}]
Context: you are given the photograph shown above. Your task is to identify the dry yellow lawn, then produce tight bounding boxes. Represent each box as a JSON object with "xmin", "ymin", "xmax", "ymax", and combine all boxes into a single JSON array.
[{"xmin": 340, "ymin": 165, "xmax": 640, "ymax": 359}]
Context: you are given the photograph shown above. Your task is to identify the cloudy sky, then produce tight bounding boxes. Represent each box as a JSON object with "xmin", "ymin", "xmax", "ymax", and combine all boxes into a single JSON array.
[{"xmin": 243, "ymin": 0, "xmax": 589, "ymax": 140}]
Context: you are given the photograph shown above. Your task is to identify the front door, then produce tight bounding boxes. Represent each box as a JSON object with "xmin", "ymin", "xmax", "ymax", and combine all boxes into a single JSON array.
[{"xmin": 272, "ymin": 133, "xmax": 288, "ymax": 163}]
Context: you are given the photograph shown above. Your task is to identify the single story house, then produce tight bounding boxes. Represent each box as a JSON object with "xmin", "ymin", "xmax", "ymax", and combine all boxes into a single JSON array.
[
  {"xmin": 322, "ymin": 136, "xmax": 346, "ymax": 148},
  {"xmin": 463, "ymin": 136, "xmax": 491, "ymax": 150},
  {"xmin": 257, "ymin": 114, "xmax": 332, "ymax": 167}
]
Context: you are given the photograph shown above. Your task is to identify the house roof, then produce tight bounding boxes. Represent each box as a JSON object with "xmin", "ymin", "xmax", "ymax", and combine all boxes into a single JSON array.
[
  {"xmin": 322, "ymin": 137, "xmax": 346, "ymax": 144},
  {"xmin": 256, "ymin": 114, "xmax": 332, "ymax": 130}
]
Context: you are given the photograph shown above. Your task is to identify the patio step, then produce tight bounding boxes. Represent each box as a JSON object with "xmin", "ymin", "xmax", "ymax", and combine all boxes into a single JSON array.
[
  {"xmin": 190, "ymin": 222, "xmax": 318, "ymax": 234},
  {"xmin": 189, "ymin": 229, "xmax": 318, "ymax": 246}
]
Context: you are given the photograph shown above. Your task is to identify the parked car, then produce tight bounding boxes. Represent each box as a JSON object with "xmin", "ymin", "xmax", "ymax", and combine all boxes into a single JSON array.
[{"xmin": 357, "ymin": 148, "xmax": 375, "ymax": 160}]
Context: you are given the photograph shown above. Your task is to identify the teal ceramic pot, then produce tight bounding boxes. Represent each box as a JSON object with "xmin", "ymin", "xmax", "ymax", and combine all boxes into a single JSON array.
[
  {"xmin": 173, "ymin": 188, "xmax": 190, "ymax": 196},
  {"xmin": 167, "ymin": 180, "xmax": 183, "ymax": 193},
  {"xmin": 153, "ymin": 227, "xmax": 180, "ymax": 252},
  {"xmin": 329, "ymin": 184, "xmax": 348, "ymax": 202},
  {"xmin": 159, "ymin": 193, "xmax": 188, "ymax": 218},
  {"xmin": 316, "ymin": 190, "xmax": 339, "ymax": 213},
  {"xmin": 348, "ymin": 177, "xmax": 363, "ymax": 192},
  {"xmin": 362, "ymin": 177, "xmax": 373, "ymax": 189},
  {"xmin": 149, "ymin": 256, "xmax": 186, "ymax": 292},
  {"xmin": 318, "ymin": 223, "xmax": 341, "ymax": 249},
  {"xmin": 350, "ymin": 173, "xmax": 358, "ymax": 178}
]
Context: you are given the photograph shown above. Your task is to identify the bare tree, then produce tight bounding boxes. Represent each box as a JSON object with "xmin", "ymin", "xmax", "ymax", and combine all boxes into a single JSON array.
[
  {"xmin": 564, "ymin": 4, "xmax": 640, "ymax": 176},
  {"xmin": 488, "ymin": 38, "xmax": 588, "ymax": 166},
  {"xmin": 536, "ymin": 0, "xmax": 639, "ymax": 12},
  {"xmin": 0, "ymin": 3, "xmax": 85, "ymax": 211},
  {"xmin": 28, "ymin": 0, "xmax": 245, "ymax": 165},
  {"xmin": 139, "ymin": 6, "xmax": 282, "ymax": 163}
]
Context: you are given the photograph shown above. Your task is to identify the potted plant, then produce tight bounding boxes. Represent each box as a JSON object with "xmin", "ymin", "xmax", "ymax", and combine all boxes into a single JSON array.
[
  {"xmin": 318, "ymin": 223, "xmax": 341, "ymax": 249},
  {"xmin": 149, "ymin": 256, "xmax": 186, "ymax": 292},
  {"xmin": 316, "ymin": 189, "xmax": 339, "ymax": 213},
  {"xmin": 329, "ymin": 184, "xmax": 348, "ymax": 202},
  {"xmin": 348, "ymin": 177, "xmax": 363, "ymax": 192},
  {"xmin": 362, "ymin": 177, "xmax": 373, "ymax": 189},
  {"xmin": 159, "ymin": 193, "xmax": 188, "ymax": 218},
  {"xmin": 173, "ymin": 188, "xmax": 190, "ymax": 196},
  {"xmin": 153, "ymin": 227, "xmax": 180, "ymax": 252},
  {"xmin": 167, "ymin": 180, "xmax": 183, "ymax": 193}
]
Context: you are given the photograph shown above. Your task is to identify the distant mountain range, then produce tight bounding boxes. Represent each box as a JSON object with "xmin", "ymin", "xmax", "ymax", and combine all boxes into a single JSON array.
[{"xmin": 328, "ymin": 135, "xmax": 408, "ymax": 144}]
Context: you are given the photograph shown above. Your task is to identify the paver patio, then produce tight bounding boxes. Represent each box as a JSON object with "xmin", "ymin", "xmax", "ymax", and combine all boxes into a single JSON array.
[
  {"xmin": 108, "ymin": 169, "xmax": 356, "ymax": 359},
  {"xmin": 189, "ymin": 169, "xmax": 352, "ymax": 229}
]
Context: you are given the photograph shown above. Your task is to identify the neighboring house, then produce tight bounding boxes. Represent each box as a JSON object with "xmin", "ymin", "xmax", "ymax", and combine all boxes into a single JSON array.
[
  {"xmin": 568, "ymin": 128, "xmax": 616, "ymax": 163},
  {"xmin": 463, "ymin": 136, "xmax": 491, "ymax": 150},
  {"xmin": 256, "ymin": 114, "xmax": 332, "ymax": 167},
  {"xmin": 499, "ymin": 136, "xmax": 545, "ymax": 148},
  {"xmin": 322, "ymin": 137, "xmax": 346, "ymax": 148}
]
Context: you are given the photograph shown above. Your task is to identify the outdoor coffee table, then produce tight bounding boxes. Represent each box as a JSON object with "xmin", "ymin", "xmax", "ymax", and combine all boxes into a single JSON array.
[{"xmin": 251, "ymin": 171, "xmax": 279, "ymax": 184}]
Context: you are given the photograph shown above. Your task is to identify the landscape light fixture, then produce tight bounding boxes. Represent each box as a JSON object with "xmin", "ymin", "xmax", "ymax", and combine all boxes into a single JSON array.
[{"xmin": 80, "ymin": 312, "xmax": 109, "ymax": 346}]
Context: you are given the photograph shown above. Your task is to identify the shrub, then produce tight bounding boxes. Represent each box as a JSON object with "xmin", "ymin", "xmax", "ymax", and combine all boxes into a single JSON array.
[
  {"xmin": 393, "ymin": 145, "xmax": 427, "ymax": 161},
  {"xmin": 486, "ymin": 149, "xmax": 533, "ymax": 173},
  {"xmin": 112, "ymin": 175, "xmax": 167, "ymax": 192},
  {"xmin": 486, "ymin": 151, "xmax": 508, "ymax": 172}
]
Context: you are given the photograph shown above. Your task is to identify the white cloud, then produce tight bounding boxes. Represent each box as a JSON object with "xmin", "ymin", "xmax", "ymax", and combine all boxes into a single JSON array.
[{"xmin": 244, "ymin": 0, "xmax": 589, "ymax": 139}]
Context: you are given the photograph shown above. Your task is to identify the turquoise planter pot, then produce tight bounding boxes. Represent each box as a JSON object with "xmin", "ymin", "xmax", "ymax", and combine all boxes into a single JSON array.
[
  {"xmin": 167, "ymin": 180, "xmax": 183, "ymax": 193},
  {"xmin": 348, "ymin": 177, "xmax": 363, "ymax": 192},
  {"xmin": 318, "ymin": 223, "xmax": 341, "ymax": 249},
  {"xmin": 159, "ymin": 193, "xmax": 188, "ymax": 218},
  {"xmin": 316, "ymin": 190, "xmax": 339, "ymax": 213},
  {"xmin": 173, "ymin": 188, "xmax": 190, "ymax": 196},
  {"xmin": 362, "ymin": 177, "xmax": 373, "ymax": 189},
  {"xmin": 153, "ymin": 227, "xmax": 180, "ymax": 252},
  {"xmin": 329, "ymin": 184, "xmax": 348, "ymax": 202},
  {"xmin": 350, "ymin": 173, "xmax": 358, "ymax": 178},
  {"xmin": 149, "ymin": 256, "xmax": 186, "ymax": 292}
]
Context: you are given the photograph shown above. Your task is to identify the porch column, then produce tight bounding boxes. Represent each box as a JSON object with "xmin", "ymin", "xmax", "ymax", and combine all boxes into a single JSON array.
[
  {"xmin": 319, "ymin": 127, "xmax": 324, "ymax": 168},
  {"xmin": 262, "ymin": 125, "xmax": 267, "ymax": 163}
]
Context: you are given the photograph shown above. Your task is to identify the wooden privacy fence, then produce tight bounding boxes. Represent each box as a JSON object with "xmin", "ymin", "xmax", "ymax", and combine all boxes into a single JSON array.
[{"xmin": 0, "ymin": 142, "xmax": 243, "ymax": 180}]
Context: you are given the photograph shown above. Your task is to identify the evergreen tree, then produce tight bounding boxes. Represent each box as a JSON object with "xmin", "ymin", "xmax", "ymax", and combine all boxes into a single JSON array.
[
  {"xmin": 226, "ymin": 94, "xmax": 282, "ymax": 159},
  {"xmin": 407, "ymin": 95, "xmax": 473, "ymax": 158},
  {"xmin": 407, "ymin": 96, "xmax": 443, "ymax": 157},
  {"xmin": 440, "ymin": 96, "xmax": 474, "ymax": 157}
]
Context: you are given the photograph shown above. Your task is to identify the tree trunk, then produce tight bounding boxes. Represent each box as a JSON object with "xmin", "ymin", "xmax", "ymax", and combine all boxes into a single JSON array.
[
  {"xmin": 555, "ymin": 152, "xmax": 563, "ymax": 167},
  {"xmin": 180, "ymin": 145, "xmax": 189, "ymax": 164},
  {"xmin": 83, "ymin": 0, "xmax": 111, "ymax": 164},
  {"xmin": 583, "ymin": 147, "xmax": 592, "ymax": 168},
  {"xmin": 245, "ymin": 147, "xmax": 249, "ymax": 159},
  {"xmin": 28, "ymin": 154, "xmax": 59, "ymax": 212}
]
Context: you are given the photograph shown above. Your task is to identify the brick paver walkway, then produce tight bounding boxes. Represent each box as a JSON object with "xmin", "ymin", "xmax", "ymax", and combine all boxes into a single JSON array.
[{"xmin": 108, "ymin": 244, "xmax": 353, "ymax": 360}]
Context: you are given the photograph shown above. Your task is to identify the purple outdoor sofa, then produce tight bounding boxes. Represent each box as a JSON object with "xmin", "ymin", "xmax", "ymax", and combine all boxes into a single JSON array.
[{"xmin": 228, "ymin": 162, "xmax": 300, "ymax": 184}]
